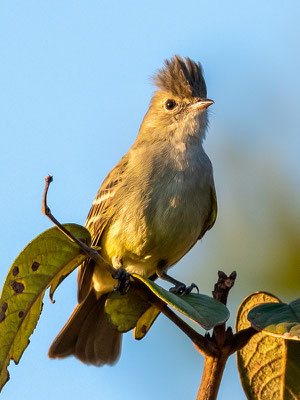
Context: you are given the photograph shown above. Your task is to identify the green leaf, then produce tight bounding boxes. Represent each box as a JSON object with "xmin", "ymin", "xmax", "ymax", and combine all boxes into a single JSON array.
[
  {"xmin": 248, "ymin": 299, "xmax": 300, "ymax": 340},
  {"xmin": 105, "ymin": 289, "xmax": 150, "ymax": 332},
  {"xmin": 133, "ymin": 305, "xmax": 160, "ymax": 340},
  {"xmin": 236, "ymin": 292, "xmax": 300, "ymax": 399},
  {"xmin": 132, "ymin": 274, "xmax": 229, "ymax": 330},
  {"xmin": 0, "ymin": 224, "xmax": 90, "ymax": 393}
]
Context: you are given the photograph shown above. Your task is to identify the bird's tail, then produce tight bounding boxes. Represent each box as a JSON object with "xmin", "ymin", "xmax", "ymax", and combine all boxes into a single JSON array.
[{"xmin": 48, "ymin": 290, "xmax": 122, "ymax": 366}]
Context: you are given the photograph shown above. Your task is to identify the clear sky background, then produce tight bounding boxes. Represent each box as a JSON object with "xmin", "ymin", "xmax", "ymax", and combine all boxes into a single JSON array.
[{"xmin": 1, "ymin": 1, "xmax": 300, "ymax": 399}]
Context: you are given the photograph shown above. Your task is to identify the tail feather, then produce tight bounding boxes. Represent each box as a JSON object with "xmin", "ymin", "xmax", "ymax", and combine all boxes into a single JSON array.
[{"xmin": 48, "ymin": 290, "xmax": 122, "ymax": 366}]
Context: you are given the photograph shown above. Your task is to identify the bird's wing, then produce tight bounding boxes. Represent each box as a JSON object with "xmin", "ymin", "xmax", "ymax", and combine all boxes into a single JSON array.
[
  {"xmin": 85, "ymin": 155, "xmax": 128, "ymax": 246},
  {"xmin": 180, "ymin": 182, "xmax": 217, "ymax": 265},
  {"xmin": 198, "ymin": 183, "xmax": 217, "ymax": 240},
  {"xmin": 77, "ymin": 154, "xmax": 129, "ymax": 302}
]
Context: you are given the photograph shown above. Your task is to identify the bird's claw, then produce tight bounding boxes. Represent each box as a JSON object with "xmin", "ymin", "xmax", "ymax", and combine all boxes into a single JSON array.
[
  {"xmin": 169, "ymin": 282, "xmax": 199, "ymax": 295},
  {"xmin": 113, "ymin": 268, "xmax": 131, "ymax": 295}
]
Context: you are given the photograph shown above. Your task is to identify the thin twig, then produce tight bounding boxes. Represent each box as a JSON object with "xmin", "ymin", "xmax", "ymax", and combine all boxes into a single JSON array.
[
  {"xmin": 42, "ymin": 175, "xmax": 115, "ymax": 275},
  {"xmin": 212, "ymin": 270, "xmax": 237, "ymax": 304},
  {"xmin": 159, "ymin": 303, "xmax": 218, "ymax": 357},
  {"xmin": 131, "ymin": 281, "xmax": 218, "ymax": 357}
]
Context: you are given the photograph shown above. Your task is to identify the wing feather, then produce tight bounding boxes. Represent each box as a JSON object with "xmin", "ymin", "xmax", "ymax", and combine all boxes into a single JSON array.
[
  {"xmin": 198, "ymin": 183, "xmax": 217, "ymax": 240},
  {"xmin": 77, "ymin": 154, "xmax": 129, "ymax": 302}
]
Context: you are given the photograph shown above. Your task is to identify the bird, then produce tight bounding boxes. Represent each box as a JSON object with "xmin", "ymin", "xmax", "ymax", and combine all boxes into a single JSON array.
[{"xmin": 48, "ymin": 55, "xmax": 217, "ymax": 366}]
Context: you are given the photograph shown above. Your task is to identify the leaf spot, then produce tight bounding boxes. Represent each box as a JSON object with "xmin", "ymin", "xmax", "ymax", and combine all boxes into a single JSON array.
[
  {"xmin": 0, "ymin": 303, "xmax": 8, "ymax": 322},
  {"xmin": 0, "ymin": 311, "xmax": 6, "ymax": 322},
  {"xmin": 31, "ymin": 261, "xmax": 40, "ymax": 271},
  {"xmin": 141, "ymin": 325, "xmax": 147, "ymax": 334},
  {"xmin": 12, "ymin": 266, "xmax": 19, "ymax": 276},
  {"xmin": 11, "ymin": 281, "xmax": 25, "ymax": 294},
  {"xmin": 18, "ymin": 311, "xmax": 24, "ymax": 319}
]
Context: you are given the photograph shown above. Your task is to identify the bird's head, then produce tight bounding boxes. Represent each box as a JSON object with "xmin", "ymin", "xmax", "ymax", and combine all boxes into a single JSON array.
[{"xmin": 138, "ymin": 55, "xmax": 213, "ymax": 144}]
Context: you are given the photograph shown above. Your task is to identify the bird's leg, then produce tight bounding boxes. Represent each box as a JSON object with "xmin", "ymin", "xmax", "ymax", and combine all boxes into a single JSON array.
[
  {"xmin": 156, "ymin": 260, "xmax": 199, "ymax": 295},
  {"xmin": 112, "ymin": 257, "xmax": 130, "ymax": 295},
  {"xmin": 158, "ymin": 271, "xmax": 198, "ymax": 295}
]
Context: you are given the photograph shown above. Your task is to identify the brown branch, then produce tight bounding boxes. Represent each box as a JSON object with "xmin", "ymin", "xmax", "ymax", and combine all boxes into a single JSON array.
[
  {"xmin": 196, "ymin": 271, "xmax": 260, "ymax": 400},
  {"xmin": 134, "ymin": 270, "xmax": 259, "ymax": 400},
  {"xmin": 195, "ymin": 271, "xmax": 236, "ymax": 399},
  {"xmin": 196, "ymin": 353, "xmax": 228, "ymax": 400},
  {"xmin": 159, "ymin": 305, "xmax": 217, "ymax": 357},
  {"xmin": 131, "ymin": 281, "xmax": 218, "ymax": 357},
  {"xmin": 42, "ymin": 175, "xmax": 115, "ymax": 275}
]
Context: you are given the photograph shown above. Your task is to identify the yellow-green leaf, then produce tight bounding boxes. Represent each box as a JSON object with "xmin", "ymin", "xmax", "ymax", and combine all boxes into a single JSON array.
[
  {"xmin": 132, "ymin": 274, "xmax": 229, "ymax": 330},
  {"xmin": 133, "ymin": 305, "xmax": 160, "ymax": 340},
  {"xmin": 0, "ymin": 224, "xmax": 90, "ymax": 392},
  {"xmin": 105, "ymin": 288, "xmax": 150, "ymax": 332},
  {"xmin": 248, "ymin": 299, "xmax": 300, "ymax": 340},
  {"xmin": 236, "ymin": 292, "xmax": 300, "ymax": 399}
]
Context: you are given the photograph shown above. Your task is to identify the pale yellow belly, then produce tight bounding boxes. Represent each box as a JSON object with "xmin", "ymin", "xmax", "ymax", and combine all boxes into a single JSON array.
[{"xmin": 96, "ymin": 193, "xmax": 208, "ymax": 283}]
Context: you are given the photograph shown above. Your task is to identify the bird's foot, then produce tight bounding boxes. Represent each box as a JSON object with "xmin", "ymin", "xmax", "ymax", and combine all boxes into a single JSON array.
[
  {"xmin": 156, "ymin": 265, "xmax": 199, "ymax": 296},
  {"xmin": 170, "ymin": 282, "xmax": 199, "ymax": 295},
  {"xmin": 113, "ymin": 268, "xmax": 131, "ymax": 295}
]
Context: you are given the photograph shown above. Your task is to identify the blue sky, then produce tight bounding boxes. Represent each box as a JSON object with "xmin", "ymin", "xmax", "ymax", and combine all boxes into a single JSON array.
[{"xmin": 1, "ymin": 1, "xmax": 299, "ymax": 399}]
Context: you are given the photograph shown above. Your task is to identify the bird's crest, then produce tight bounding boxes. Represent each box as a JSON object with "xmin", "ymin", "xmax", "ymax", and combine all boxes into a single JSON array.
[{"xmin": 153, "ymin": 55, "xmax": 207, "ymax": 98}]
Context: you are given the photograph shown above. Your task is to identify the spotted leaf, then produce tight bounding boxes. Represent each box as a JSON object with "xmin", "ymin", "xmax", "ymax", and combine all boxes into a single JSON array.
[{"xmin": 0, "ymin": 224, "xmax": 90, "ymax": 392}]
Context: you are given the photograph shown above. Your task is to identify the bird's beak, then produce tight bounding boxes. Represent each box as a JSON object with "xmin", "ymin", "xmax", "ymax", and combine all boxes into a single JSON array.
[{"xmin": 191, "ymin": 98, "xmax": 214, "ymax": 110}]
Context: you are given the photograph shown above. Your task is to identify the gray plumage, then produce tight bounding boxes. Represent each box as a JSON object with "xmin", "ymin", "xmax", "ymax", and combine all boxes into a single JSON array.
[{"xmin": 48, "ymin": 55, "xmax": 217, "ymax": 366}]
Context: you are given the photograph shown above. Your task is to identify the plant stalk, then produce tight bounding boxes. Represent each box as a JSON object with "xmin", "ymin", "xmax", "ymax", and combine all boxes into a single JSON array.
[{"xmin": 196, "ymin": 353, "xmax": 229, "ymax": 400}]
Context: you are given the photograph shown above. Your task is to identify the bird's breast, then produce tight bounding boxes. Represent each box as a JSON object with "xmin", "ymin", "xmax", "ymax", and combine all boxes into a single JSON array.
[{"xmin": 100, "ymin": 144, "xmax": 213, "ymax": 277}]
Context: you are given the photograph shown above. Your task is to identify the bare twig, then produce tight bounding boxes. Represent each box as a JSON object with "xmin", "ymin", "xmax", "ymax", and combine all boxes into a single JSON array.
[
  {"xmin": 42, "ymin": 175, "xmax": 115, "ymax": 275},
  {"xmin": 212, "ymin": 271, "xmax": 237, "ymax": 348},
  {"xmin": 213, "ymin": 270, "xmax": 237, "ymax": 304}
]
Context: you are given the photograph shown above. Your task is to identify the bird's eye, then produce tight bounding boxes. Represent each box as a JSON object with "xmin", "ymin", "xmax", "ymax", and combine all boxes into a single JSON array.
[{"xmin": 164, "ymin": 99, "xmax": 177, "ymax": 110}]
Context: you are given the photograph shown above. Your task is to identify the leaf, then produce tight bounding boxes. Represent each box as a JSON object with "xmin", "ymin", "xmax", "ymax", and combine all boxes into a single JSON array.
[
  {"xmin": 133, "ymin": 305, "xmax": 160, "ymax": 340},
  {"xmin": 248, "ymin": 299, "xmax": 300, "ymax": 340},
  {"xmin": 0, "ymin": 224, "xmax": 90, "ymax": 392},
  {"xmin": 236, "ymin": 292, "xmax": 300, "ymax": 399},
  {"xmin": 105, "ymin": 289, "xmax": 150, "ymax": 332},
  {"xmin": 132, "ymin": 274, "xmax": 229, "ymax": 331}
]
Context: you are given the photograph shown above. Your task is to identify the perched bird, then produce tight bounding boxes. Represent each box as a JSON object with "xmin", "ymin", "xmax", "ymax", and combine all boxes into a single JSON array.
[{"xmin": 48, "ymin": 55, "xmax": 217, "ymax": 366}]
